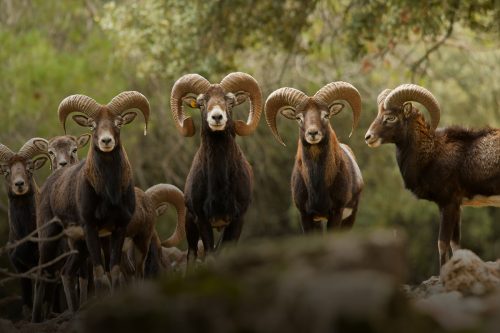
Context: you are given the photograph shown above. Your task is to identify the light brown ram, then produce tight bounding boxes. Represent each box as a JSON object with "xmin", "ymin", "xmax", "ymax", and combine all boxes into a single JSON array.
[{"xmin": 265, "ymin": 82, "xmax": 363, "ymax": 232}]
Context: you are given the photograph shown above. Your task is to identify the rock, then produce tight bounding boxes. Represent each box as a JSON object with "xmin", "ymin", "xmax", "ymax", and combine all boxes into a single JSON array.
[
  {"xmin": 414, "ymin": 291, "xmax": 485, "ymax": 331},
  {"xmin": 441, "ymin": 249, "xmax": 500, "ymax": 296},
  {"xmin": 404, "ymin": 276, "xmax": 444, "ymax": 299}
]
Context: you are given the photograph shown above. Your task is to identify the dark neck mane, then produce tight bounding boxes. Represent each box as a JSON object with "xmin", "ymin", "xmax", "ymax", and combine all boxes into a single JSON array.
[
  {"xmin": 200, "ymin": 121, "xmax": 240, "ymax": 217},
  {"xmin": 7, "ymin": 179, "xmax": 37, "ymax": 242},
  {"xmin": 395, "ymin": 111, "xmax": 435, "ymax": 190},
  {"xmin": 85, "ymin": 145, "xmax": 131, "ymax": 205},
  {"xmin": 300, "ymin": 127, "xmax": 338, "ymax": 214}
]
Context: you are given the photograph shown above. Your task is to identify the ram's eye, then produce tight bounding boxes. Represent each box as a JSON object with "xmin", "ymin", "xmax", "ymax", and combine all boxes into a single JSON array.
[
  {"xmin": 72, "ymin": 148, "xmax": 77, "ymax": 154},
  {"xmin": 48, "ymin": 150, "xmax": 55, "ymax": 156},
  {"xmin": 384, "ymin": 115, "xmax": 397, "ymax": 123},
  {"xmin": 322, "ymin": 111, "xmax": 330, "ymax": 120}
]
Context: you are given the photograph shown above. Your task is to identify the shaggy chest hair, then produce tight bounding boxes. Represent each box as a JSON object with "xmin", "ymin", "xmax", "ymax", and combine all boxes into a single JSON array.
[
  {"xmin": 85, "ymin": 147, "xmax": 132, "ymax": 207},
  {"xmin": 299, "ymin": 136, "xmax": 338, "ymax": 214},
  {"xmin": 201, "ymin": 128, "xmax": 241, "ymax": 218}
]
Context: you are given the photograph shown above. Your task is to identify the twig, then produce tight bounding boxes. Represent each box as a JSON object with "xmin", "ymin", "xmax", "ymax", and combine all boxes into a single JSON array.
[
  {"xmin": 410, "ymin": 4, "xmax": 458, "ymax": 80},
  {"xmin": 0, "ymin": 250, "xmax": 78, "ymax": 285},
  {"xmin": 0, "ymin": 218, "xmax": 65, "ymax": 256}
]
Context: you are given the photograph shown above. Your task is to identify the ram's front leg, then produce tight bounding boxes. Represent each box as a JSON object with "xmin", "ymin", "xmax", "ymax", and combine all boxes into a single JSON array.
[
  {"xmin": 109, "ymin": 225, "xmax": 127, "ymax": 290},
  {"xmin": 85, "ymin": 223, "xmax": 110, "ymax": 293},
  {"xmin": 326, "ymin": 209, "xmax": 342, "ymax": 230},
  {"xmin": 438, "ymin": 201, "xmax": 461, "ymax": 267}
]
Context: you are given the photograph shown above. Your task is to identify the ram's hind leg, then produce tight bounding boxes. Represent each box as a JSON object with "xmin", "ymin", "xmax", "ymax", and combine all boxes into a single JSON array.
[
  {"xmin": 219, "ymin": 216, "xmax": 243, "ymax": 249},
  {"xmin": 341, "ymin": 200, "xmax": 359, "ymax": 230},
  {"xmin": 61, "ymin": 239, "xmax": 88, "ymax": 312},
  {"xmin": 301, "ymin": 214, "xmax": 322, "ymax": 233}
]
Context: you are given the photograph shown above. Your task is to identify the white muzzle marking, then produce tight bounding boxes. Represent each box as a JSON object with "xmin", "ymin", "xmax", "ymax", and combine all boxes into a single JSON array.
[
  {"xmin": 98, "ymin": 131, "xmax": 115, "ymax": 152},
  {"xmin": 207, "ymin": 106, "xmax": 227, "ymax": 131}
]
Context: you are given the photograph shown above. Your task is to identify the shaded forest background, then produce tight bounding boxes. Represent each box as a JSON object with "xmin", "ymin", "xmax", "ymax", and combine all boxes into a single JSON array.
[{"xmin": 0, "ymin": 0, "xmax": 499, "ymax": 282}]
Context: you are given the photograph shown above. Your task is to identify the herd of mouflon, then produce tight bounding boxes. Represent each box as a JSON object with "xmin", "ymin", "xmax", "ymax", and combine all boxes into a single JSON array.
[{"xmin": 1, "ymin": 72, "xmax": 499, "ymax": 322}]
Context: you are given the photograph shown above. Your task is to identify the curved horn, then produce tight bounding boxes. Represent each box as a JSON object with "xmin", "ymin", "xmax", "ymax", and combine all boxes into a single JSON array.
[
  {"xmin": 313, "ymin": 81, "xmax": 362, "ymax": 137},
  {"xmin": 58, "ymin": 95, "xmax": 101, "ymax": 133},
  {"xmin": 377, "ymin": 89, "xmax": 392, "ymax": 107},
  {"xmin": 264, "ymin": 87, "xmax": 308, "ymax": 146},
  {"xmin": 384, "ymin": 84, "xmax": 441, "ymax": 130},
  {"xmin": 145, "ymin": 184, "xmax": 186, "ymax": 247},
  {"xmin": 170, "ymin": 74, "xmax": 211, "ymax": 137},
  {"xmin": 0, "ymin": 144, "xmax": 14, "ymax": 163},
  {"xmin": 107, "ymin": 91, "xmax": 151, "ymax": 135},
  {"xmin": 220, "ymin": 72, "xmax": 263, "ymax": 136},
  {"xmin": 18, "ymin": 138, "xmax": 49, "ymax": 160}
]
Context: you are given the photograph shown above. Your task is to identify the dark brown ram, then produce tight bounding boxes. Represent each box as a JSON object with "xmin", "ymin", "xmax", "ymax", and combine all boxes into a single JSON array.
[
  {"xmin": 265, "ymin": 82, "xmax": 363, "ymax": 232},
  {"xmin": 170, "ymin": 72, "xmax": 262, "ymax": 263},
  {"xmin": 0, "ymin": 138, "xmax": 48, "ymax": 312},
  {"xmin": 32, "ymin": 91, "xmax": 149, "ymax": 322},
  {"xmin": 365, "ymin": 84, "xmax": 500, "ymax": 267}
]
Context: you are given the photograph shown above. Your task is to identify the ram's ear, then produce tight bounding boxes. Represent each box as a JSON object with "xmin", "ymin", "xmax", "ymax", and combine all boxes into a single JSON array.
[
  {"xmin": 233, "ymin": 91, "xmax": 249, "ymax": 106},
  {"xmin": 280, "ymin": 107, "xmax": 297, "ymax": 120},
  {"xmin": 329, "ymin": 102, "xmax": 344, "ymax": 116},
  {"xmin": 403, "ymin": 102, "xmax": 413, "ymax": 118},
  {"xmin": 72, "ymin": 115, "xmax": 94, "ymax": 128},
  {"xmin": 32, "ymin": 139, "xmax": 48, "ymax": 152},
  {"xmin": 182, "ymin": 96, "xmax": 199, "ymax": 109},
  {"xmin": 122, "ymin": 111, "xmax": 138, "ymax": 125},
  {"xmin": 33, "ymin": 156, "xmax": 48, "ymax": 170},
  {"xmin": 77, "ymin": 133, "xmax": 91, "ymax": 148}
]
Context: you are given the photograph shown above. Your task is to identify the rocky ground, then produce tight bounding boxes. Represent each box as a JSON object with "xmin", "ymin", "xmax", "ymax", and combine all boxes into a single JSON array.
[{"xmin": 1, "ymin": 230, "xmax": 499, "ymax": 333}]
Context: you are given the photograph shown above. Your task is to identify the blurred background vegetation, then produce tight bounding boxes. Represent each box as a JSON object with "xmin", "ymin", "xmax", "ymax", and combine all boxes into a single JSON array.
[{"xmin": 0, "ymin": 0, "xmax": 499, "ymax": 283}]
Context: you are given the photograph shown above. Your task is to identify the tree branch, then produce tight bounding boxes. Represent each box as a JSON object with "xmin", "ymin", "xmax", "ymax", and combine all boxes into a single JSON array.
[{"xmin": 410, "ymin": 5, "xmax": 458, "ymax": 79}]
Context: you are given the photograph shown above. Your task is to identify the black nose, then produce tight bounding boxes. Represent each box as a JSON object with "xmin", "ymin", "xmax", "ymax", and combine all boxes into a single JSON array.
[
  {"xmin": 101, "ymin": 137, "xmax": 112, "ymax": 145},
  {"xmin": 212, "ymin": 114, "xmax": 223, "ymax": 122},
  {"xmin": 59, "ymin": 161, "xmax": 68, "ymax": 167},
  {"xmin": 15, "ymin": 180, "xmax": 25, "ymax": 187},
  {"xmin": 308, "ymin": 130, "xmax": 319, "ymax": 137},
  {"xmin": 365, "ymin": 133, "xmax": 372, "ymax": 141}
]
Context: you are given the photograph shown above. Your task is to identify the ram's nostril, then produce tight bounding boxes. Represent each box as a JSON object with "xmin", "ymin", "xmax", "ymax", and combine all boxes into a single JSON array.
[
  {"xmin": 365, "ymin": 134, "xmax": 372, "ymax": 141},
  {"xmin": 59, "ymin": 161, "xmax": 68, "ymax": 167},
  {"xmin": 14, "ymin": 180, "xmax": 25, "ymax": 187},
  {"xmin": 308, "ymin": 130, "xmax": 319, "ymax": 136},
  {"xmin": 212, "ymin": 114, "xmax": 223, "ymax": 122},
  {"xmin": 101, "ymin": 137, "xmax": 112, "ymax": 145}
]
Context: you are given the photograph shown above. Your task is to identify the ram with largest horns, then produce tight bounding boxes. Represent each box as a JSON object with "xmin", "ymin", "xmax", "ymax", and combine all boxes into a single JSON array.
[
  {"xmin": 265, "ymin": 82, "xmax": 363, "ymax": 232},
  {"xmin": 169, "ymin": 72, "xmax": 262, "ymax": 263},
  {"xmin": 365, "ymin": 84, "xmax": 500, "ymax": 268},
  {"xmin": 32, "ymin": 91, "xmax": 150, "ymax": 322}
]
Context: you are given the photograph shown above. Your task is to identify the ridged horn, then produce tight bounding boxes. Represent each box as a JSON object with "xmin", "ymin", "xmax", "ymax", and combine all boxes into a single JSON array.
[
  {"xmin": 58, "ymin": 94, "xmax": 101, "ymax": 133},
  {"xmin": 264, "ymin": 87, "xmax": 308, "ymax": 146},
  {"xmin": 0, "ymin": 144, "xmax": 14, "ymax": 163},
  {"xmin": 384, "ymin": 84, "xmax": 441, "ymax": 130},
  {"xmin": 377, "ymin": 89, "xmax": 392, "ymax": 107},
  {"xmin": 170, "ymin": 74, "xmax": 211, "ymax": 137},
  {"xmin": 145, "ymin": 184, "xmax": 186, "ymax": 247},
  {"xmin": 107, "ymin": 91, "xmax": 150, "ymax": 135},
  {"xmin": 18, "ymin": 138, "xmax": 49, "ymax": 160},
  {"xmin": 220, "ymin": 72, "xmax": 263, "ymax": 136},
  {"xmin": 313, "ymin": 81, "xmax": 362, "ymax": 137}
]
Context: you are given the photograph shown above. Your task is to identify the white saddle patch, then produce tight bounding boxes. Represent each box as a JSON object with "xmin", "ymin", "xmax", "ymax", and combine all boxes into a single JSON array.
[
  {"xmin": 342, "ymin": 208, "xmax": 353, "ymax": 220},
  {"xmin": 462, "ymin": 195, "xmax": 500, "ymax": 207}
]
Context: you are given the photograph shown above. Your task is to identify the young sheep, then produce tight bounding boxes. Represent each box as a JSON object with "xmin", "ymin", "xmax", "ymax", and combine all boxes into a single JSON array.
[
  {"xmin": 0, "ymin": 138, "xmax": 48, "ymax": 312},
  {"xmin": 169, "ymin": 72, "xmax": 262, "ymax": 263},
  {"xmin": 33, "ymin": 91, "xmax": 149, "ymax": 322},
  {"xmin": 365, "ymin": 84, "xmax": 500, "ymax": 267},
  {"xmin": 47, "ymin": 134, "xmax": 90, "ymax": 171},
  {"xmin": 265, "ymin": 82, "xmax": 363, "ymax": 232}
]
